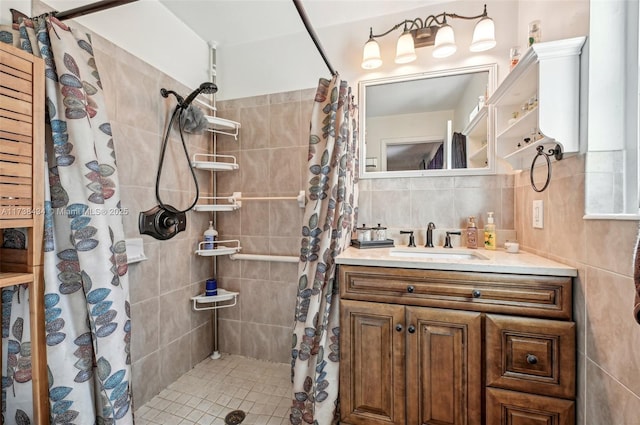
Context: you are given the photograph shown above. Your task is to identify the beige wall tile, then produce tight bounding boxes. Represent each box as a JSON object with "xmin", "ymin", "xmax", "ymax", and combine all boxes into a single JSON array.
[
  {"xmin": 190, "ymin": 321, "xmax": 214, "ymax": 365},
  {"xmin": 585, "ymin": 360, "xmax": 640, "ymax": 424},
  {"xmin": 239, "ymin": 280, "xmax": 296, "ymax": 327},
  {"xmin": 240, "ymin": 323, "xmax": 291, "ymax": 363},
  {"xmin": 586, "ymin": 220, "xmax": 638, "ymax": 276},
  {"xmin": 129, "ymin": 242, "xmax": 160, "ymax": 303},
  {"xmin": 132, "ymin": 352, "xmax": 161, "ymax": 409},
  {"xmin": 270, "ymin": 201, "xmax": 303, "ymax": 237},
  {"xmin": 269, "ymin": 147, "xmax": 301, "ymax": 195},
  {"xmin": 241, "ymin": 105, "xmax": 270, "ymax": 150},
  {"xmin": 240, "ymin": 202, "xmax": 270, "ymax": 236},
  {"xmin": 270, "ymin": 102, "xmax": 300, "ymax": 148},
  {"xmin": 585, "ymin": 267, "xmax": 640, "ymax": 395},
  {"xmin": 131, "ymin": 297, "xmax": 160, "ymax": 360},
  {"xmin": 160, "ymin": 334, "xmax": 193, "ymax": 389},
  {"xmin": 159, "ymin": 287, "xmax": 192, "ymax": 347},
  {"xmin": 219, "ymin": 319, "xmax": 241, "ymax": 355},
  {"xmin": 240, "ymin": 149, "xmax": 270, "ymax": 195}
]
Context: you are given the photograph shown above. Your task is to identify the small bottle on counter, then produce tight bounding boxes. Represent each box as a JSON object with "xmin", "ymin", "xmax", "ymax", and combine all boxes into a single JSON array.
[
  {"xmin": 484, "ymin": 212, "xmax": 496, "ymax": 250},
  {"xmin": 466, "ymin": 216, "xmax": 478, "ymax": 249}
]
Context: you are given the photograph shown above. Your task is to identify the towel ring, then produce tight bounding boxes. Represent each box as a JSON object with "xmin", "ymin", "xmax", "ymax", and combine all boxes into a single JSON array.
[{"xmin": 530, "ymin": 144, "xmax": 563, "ymax": 192}]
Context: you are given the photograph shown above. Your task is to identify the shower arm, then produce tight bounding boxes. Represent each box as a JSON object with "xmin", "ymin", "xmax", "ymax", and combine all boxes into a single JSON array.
[{"xmin": 160, "ymin": 88, "xmax": 184, "ymax": 106}]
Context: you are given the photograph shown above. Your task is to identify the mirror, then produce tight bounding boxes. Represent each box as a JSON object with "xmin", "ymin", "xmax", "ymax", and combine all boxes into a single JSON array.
[{"xmin": 359, "ymin": 64, "xmax": 497, "ymax": 178}]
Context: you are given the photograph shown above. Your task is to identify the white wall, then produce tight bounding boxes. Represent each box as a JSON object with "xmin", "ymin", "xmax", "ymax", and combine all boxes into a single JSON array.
[{"xmin": 0, "ymin": 0, "xmax": 589, "ymax": 100}]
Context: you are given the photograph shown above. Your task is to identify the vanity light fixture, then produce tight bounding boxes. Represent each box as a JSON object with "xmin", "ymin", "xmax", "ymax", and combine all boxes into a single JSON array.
[{"xmin": 361, "ymin": 4, "xmax": 496, "ymax": 69}]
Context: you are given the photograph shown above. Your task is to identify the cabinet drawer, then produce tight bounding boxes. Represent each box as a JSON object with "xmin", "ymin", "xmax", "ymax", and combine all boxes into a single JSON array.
[
  {"xmin": 486, "ymin": 388, "xmax": 575, "ymax": 425},
  {"xmin": 486, "ymin": 314, "xmax": 575, "ymax": 399},
  {"xmin": 339, "ymin": 265, "xmax": 572, "ymax": 319}
]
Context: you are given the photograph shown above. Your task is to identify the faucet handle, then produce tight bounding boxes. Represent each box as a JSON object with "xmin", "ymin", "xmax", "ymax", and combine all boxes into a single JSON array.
[
  {"xmin": 443, "ymin": 231, "xmax": 462, "ymax": 248},
  {"xmin": 400, "ymin": 230, "xmax": 416, "ymax": 247}
]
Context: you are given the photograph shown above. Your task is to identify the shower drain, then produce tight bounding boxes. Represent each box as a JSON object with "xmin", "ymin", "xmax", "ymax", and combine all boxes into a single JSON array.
[{"xmin": 224, "ymin": 410, "xmax": 246, "ymax": 425}]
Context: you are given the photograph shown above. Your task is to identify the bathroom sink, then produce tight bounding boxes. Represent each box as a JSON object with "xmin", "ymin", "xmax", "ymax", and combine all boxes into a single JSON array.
[{"xmin": 389, "ymin": 247, "xmax": 489, "ymax": 260}]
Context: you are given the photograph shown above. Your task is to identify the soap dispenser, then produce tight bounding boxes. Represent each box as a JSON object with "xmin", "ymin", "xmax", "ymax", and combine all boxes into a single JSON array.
[
  {"xmin": 466, "ymin": 216, "xmax": 478, "ymax": 249},
  {"xmin": 484, "ymin": 212, "xmax": 496, "ymax": 250}
]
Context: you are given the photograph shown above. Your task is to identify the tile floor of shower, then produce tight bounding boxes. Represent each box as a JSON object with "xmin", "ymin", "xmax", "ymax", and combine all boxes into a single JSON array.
[{"xmin": 135, "ymin": 354, "xmax": 292, "ymax": 425}]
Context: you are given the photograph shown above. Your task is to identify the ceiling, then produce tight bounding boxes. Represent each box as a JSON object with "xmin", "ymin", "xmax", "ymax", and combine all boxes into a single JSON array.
[{"xmin": 157, "ymin": 0, "xmax": 440, "ymax": 47}]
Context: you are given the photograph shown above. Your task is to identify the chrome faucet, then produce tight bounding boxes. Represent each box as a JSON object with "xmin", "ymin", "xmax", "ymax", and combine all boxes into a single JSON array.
[{"xmin": 425, "ymin": 222, "xmax": 436, "ymax": 247}]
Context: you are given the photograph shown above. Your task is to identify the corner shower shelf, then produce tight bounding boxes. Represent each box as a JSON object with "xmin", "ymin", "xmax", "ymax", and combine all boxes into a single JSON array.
[
  {"xmin": 205, "ymin": 115, "xmax": 241, "ymax": 140},
  {"xmin": 193, "ymin": 196, "xmax": 241, "ymax": 212},
  {"xmin": 191, "ymin": 289, "xmax": 239, "ymax": 311},
  {"xmin": 191, "ymin": 153, "xmax": 239, "ymax": 171},
  {"xmin": 195, "ymin": 239, "xmax": 241, "ymax": 257}
]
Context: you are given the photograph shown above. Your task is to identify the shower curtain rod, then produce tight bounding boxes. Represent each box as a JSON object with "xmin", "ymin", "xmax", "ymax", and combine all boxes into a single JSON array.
[
  {"xmin": 54, "ymin": 0, "xmax": 138, "ymax": 21},
  {"xmin": 292, "ymin": 0, "xmax": 338, "ymax": 76}
]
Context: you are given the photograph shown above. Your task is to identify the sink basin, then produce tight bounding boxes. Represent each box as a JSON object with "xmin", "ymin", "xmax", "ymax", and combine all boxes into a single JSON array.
[{"xmin": 389, "ymin": 247, "xmax": 489, "ymax": 260}]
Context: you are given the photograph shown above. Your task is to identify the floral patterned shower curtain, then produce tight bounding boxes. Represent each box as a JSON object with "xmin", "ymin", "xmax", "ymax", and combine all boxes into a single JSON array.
[
  {"xmin": 290, "ymin": 75, "xmax": 359, "ymax": 425},
  {"xmin": 1, "ymin": 17, "xmax": 132, "ymax": 424}
]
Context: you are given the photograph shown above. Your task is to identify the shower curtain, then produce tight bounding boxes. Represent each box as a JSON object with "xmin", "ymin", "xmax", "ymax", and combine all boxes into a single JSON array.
[
  {"xmin": 1, "ymin": 17, "xmax": 133, "ymax": 424},
  {"xmin": 290, "ymin": 75, "xmax": 359, "ymax": 425}
]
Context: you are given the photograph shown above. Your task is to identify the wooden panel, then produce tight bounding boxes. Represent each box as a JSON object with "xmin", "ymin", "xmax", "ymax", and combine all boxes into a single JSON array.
[
  {"xmin": 30, "ymin": 265, "xmax": 47, "ymax": 423},
  {"xmin": 340, "ymin": 300, "xmax": 406, "ymax": 425},
  {"xmin": 0, "ymin": 272, "xmax": 32, "ymax": 288},
  {"xmin": 406, "ymin": 307, "xmax": 482, "ymax": 425},
  {"xmin": 0, "ymin": 92, "xmax": 33, "ymax": 118},
  {"xmin": 0, "ymin": 41, "xmax": 49, "ymax": 424},
  {"xmin": 340, "ymin": 265, "xmax": 573, "ymax": 320},
  {"xmin": 486, "ymin": 314, "xmax": 575, "ymax": 399},
  {"xmin": 486, "ymin": 388, "xmax": 575, "ymax": 425},
  {"xmin": 0, "ymin": 47, "xmax": 34, "ymax": 76}
]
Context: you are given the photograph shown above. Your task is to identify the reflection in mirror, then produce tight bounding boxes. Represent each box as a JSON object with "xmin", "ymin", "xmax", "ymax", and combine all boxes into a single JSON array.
[{"xmin": 359, "ymin": 64, "xmax": 497, "ymax": 178}]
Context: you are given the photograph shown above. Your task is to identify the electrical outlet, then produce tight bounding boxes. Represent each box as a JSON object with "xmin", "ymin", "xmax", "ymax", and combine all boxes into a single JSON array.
[{"xmin": 533, "ymin": 200, "xmax": 544, "ymax": 229}]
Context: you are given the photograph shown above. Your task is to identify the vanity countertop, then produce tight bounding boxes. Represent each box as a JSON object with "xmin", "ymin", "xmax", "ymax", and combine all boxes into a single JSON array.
[{"xmin": 336, "ymin": 246, "xmax": 577, "ymax": 277}]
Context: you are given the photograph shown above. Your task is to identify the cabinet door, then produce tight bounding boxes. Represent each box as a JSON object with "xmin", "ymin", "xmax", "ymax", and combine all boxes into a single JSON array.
[
  {"xmin": 406, "ymin": 307, "xmax": 482, "ymax": 425},
  {"xmin": 340, "ymin": 300, "xmax": 405, "ymax": 425}
]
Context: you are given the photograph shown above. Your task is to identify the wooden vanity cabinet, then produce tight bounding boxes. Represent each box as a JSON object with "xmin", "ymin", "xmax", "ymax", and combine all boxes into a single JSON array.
[{"xmin": 338, "ymin": 265, "xmax": 576, "ymax": 425}]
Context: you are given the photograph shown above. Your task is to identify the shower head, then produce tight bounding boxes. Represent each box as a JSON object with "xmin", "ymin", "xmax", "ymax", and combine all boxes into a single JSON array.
[{"xmin": 181, "ymin": 82, "xmax": 218, "ymax": 109}]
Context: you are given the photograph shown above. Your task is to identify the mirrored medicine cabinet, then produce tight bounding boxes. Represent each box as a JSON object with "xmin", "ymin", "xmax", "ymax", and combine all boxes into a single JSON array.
[{"xmin": 358, "ymin": 63, "xmax": 497, "ymax": 178}]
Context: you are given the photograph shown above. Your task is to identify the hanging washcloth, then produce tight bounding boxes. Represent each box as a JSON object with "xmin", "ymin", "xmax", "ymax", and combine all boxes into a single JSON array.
[{"xmin": 180, "ymin": 105, "xmax": 208, "ymax": 134}]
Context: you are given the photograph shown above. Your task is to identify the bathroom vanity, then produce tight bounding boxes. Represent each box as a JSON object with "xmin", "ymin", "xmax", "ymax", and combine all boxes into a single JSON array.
[{"xmin": 336, "ymin": 247, "xmax": 577, "ymax": 425}]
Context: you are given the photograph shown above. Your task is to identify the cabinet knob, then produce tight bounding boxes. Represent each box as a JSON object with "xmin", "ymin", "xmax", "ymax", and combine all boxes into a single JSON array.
[
  {"xmin": 526, "ymin": 354, "xmax": 538, "ymax": 365},
  {"xmin": 407, "ymin": 325, "xmax": 416, "ymax": 334},
  {"xmin": 395, "ymin": 324, "xmax": 403, "ymax": 332},
  {"xmin": 407, "ymin": 285, "xmax": 415, "ymax": 293},
  {"xmin": 472, "ymin": 290, "xmax": 482, "ymax": 298}
]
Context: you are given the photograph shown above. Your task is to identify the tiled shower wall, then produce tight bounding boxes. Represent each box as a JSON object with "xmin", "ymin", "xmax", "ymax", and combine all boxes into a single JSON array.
[
  {"xmin": 514, "ymin": 155, "xmax": 640, "ymax": 424},
  {"xmin": 89, "ymin": 35, "xmax": 215, "ymax": 408},
  {"xmin": 213, "ymin": 90, "xmax": 314, "ymax": 363}
]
